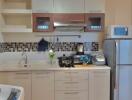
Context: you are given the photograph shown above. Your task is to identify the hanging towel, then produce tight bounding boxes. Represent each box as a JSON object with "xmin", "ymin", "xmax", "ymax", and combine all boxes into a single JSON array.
[{"xmin": 37, "ymin": 38, "xmax": 49, "ymax": 51}]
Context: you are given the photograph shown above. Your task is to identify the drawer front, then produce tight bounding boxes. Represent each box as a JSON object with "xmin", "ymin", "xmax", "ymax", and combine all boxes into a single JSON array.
[
  {"xmin": 55, "ymin": 80, "xmax": 88, "ymax": 91},
  {"xmin": 55, "ymin": 91, "xmax": 88, "ymax": 100},
  {"xmin": 32, "ymin": 71, "xmax": 54, "ymax": 78},
  {"xmin": 55, "ymin": 71, "xmax": 88, "ymax": 81}
]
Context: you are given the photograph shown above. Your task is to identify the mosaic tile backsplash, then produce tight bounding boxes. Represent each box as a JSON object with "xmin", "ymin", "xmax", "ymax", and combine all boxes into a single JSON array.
[{"xmin": 0, "ymin": 42, "xmax": 99, "ymax": 52}]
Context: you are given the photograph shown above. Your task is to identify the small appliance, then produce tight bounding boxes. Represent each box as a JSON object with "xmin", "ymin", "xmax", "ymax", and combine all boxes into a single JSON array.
[
  {"xmin": 92, "ymin": 52, "xmax": 105, "ymax": 65},
  {"xmin": 76, "ymin": 43, "xmax": 84, "ymax": 55},
  {"xmin": 58, "ymin": 54, "xmax": 74, "ymax": 67},
  {"xmin": 73, "ymin": 54, "xmax": 92, "ymax": 65},
  {"xmin": 106, "ymin": 25, "xmax": 132, "ymax": 38}
]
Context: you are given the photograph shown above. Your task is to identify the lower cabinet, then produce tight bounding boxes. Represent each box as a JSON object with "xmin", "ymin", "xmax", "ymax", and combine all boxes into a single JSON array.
[
  {"xmin": 0, "ymin": 72, "xmax": 10, "ymax": 84},
  {"xmin": 55, "ymin": 91, "xmax": 88, "ymax": 100},
  {"xmin": 8, "ymin": 72, "xmax": 32, "ymax": 100},
  {"xmin": 55, "ymin": 70, "xmax": 89, "ymax": 100},
  {"xmin": 32, "ymin": 71, "xmax": 54, "ymax": 100},
  {"xmin": 89, "ymin": 70, "xmax": 110, "ymax": 100},
  {"xmin": 0, "ymin": 69, "xmax": 110, "ymax": 100}
]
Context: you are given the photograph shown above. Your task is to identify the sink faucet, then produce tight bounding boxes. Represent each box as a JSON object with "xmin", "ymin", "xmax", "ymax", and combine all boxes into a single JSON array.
[{"xmin": 21, "ymin": 52, "xmax": 28, "ymax": 67}]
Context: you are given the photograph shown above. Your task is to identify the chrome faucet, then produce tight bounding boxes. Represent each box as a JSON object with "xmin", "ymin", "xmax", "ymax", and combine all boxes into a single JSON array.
[{"xmin": 21, "ymin": 52, "xmax": 28, "ymax": 67}]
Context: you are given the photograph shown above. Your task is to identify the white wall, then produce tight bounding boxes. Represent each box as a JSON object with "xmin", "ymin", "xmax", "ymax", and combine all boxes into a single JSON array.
[
  {"xmin": 3, "ymin": 32, "xmax": 100, "ymax": 42},
  {"xmin": 0, "ymin": 0, "xmax": 4, "ymax": 42},
  {"xmin": 105, "ymin": 0, "xmax": 132, "ymax": 26}
]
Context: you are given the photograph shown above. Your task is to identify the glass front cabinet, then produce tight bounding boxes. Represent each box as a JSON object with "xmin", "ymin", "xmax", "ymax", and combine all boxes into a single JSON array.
[
  {"xmin": 85, "ymin": 13, "xmax": 104, "ymax": 32},
  {"xmin": 33, "ymin": 13, "xmax": 54, "ymax": 32}
]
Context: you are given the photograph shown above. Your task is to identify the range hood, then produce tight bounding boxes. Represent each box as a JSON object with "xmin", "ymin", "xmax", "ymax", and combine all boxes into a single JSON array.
[
  {"xmin": 53, "ymin": 13, "xmax": 86, "ymax": 31},
  {"xmin": 54, "ymin": 22, "xmax": 86, "ymax": 31}
]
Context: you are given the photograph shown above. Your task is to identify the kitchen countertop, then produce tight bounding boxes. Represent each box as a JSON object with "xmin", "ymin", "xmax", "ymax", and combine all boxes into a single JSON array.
[{"xmin": 0, "ymin": 64, "xmax": 110, "ymax": 72}]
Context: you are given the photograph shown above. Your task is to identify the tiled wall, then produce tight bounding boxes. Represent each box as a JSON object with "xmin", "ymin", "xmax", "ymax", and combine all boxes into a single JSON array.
[{"xmin": 0, "ymin": 42, "xmax": 99, "ymax": 52}]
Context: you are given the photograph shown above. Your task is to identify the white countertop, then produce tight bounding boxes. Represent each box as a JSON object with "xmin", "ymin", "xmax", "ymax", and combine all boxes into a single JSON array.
[{"xmin": 0, "ymin": 64, "xmax": 110, "ymax": 72}]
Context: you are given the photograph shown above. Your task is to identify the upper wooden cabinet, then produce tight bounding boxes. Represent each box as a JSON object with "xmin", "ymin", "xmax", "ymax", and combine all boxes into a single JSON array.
[
  {"xmin": 85, "ymin": 13, "xmax": 105, "ymax": 32},
  {"xmin": 33, "ymin": 13, "xmax": 54, "ymax": 32},
  {"xmin": 85, "ymin": 0, "xmax": 105, "ymax": 13},
  {"xmin": 32, "ymin": 0, "xmax": 54, "ymax": 13},
  {"xmin": 53, "ymin": 13, "xmax": 85, "ymax": 23},
  {"xmin": 54, "ymin": 0, "xmax": 85, "ymax": 13}
]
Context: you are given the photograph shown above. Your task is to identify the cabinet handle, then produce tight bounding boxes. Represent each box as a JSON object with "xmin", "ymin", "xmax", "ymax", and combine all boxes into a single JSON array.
[
  {"xmin": 64, "ymin": 72, "xmax": 79, "ymax": 74},
  {"xmin": 15, "ymin": 73, "xmax": 31, "ymax": 75},
  {"xmin": 64, "ymin": 92, "xmax": 79, "ymax": 94},
  {"xmin": 64, "ymin": 82, "xmax": 79, "ymax": 84},
  {"xmin": 34, "ymin": 72, "xmax": 50, "ymax": 75}
]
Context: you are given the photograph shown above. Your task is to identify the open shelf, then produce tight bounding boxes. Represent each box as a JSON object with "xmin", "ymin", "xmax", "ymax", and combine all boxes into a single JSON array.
[
  {"xmin": 2, "ymin": 27, "xmax": 32, "ymax": 33},
  {"xmin": 0, "ymin": 0, "xmax": 32, "ymax": 33},
  {"xmin": 1, "ymin": 9, "xmax": 32, "ymax": 15},
  {"xmin": 1, "ymin": 14, "xmax": 32, "ymax": 33},
  {"xmin": 2, "ymin": 0, "xmax": 31, "ymax": 9}
]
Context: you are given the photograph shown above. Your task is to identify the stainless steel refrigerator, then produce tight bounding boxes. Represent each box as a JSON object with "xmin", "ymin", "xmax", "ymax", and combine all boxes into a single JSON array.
[{"xmin": 104, "ymin": 39, "xmax": 132, "ymax": 100}]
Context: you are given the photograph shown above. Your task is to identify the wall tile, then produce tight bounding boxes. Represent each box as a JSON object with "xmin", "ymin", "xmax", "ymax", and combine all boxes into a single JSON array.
[{"xmin": 0, "ymin": 42, "xmax": 99, "ymax": 52}]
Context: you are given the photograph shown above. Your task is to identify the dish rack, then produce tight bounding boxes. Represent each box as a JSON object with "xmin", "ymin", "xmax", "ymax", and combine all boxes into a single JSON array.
[{"xmin": 0, "ymin": 84, "xmax": 24, "ymax": 100}]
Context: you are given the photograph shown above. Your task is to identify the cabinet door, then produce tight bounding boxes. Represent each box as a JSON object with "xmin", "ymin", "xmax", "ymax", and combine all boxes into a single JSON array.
[
  {"xmin": 8, "ymin": 72, "xmax": 32, "ymax": 100},
  {"xmin": 85, "ymin": 13, "xmax": 105, "ymax": 32},
  {"xmin": 33, "ymin": 13, "xmax": 54, "ymax": 32},
  {"xmin": 55, "ymin": 91, "xmax": 88, "ymax": 100},
  {"xmin": 118, "ymin": 65, "xmax": 132, "ymax": 100},
  {"xmin": 32, "ymin": 0, "xmax": 54, "ymax": 13},
  {"xmin": 54, "ymin": 0, "xmax": 85, "ymax": 13},
  {"xmin": 0, "ymin": 72, "xmax": 9, "ymax": 84},
  {"xmin": 89, "ymin": 70, "xmax": 110, "ymax": 100},
  {"xmin": 55, "ymin": 70, "xmax": 88, "ymax": 81},
  {"xmin": 32, "ymin": 71, "xmax": 54, "ymax": 100},
  {"xmin": 85, "ymin": 0, "xmax": 105, "ymax": 13}
]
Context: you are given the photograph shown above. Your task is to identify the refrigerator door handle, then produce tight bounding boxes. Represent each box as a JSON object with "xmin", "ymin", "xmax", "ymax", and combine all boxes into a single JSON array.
[
  {"xmin": 114, "ymin": 41, "xmax": 119, "ymax": 89},
  {"xmin": 115, "ymin": 41, "xmax": 120, "ymax": 100}
]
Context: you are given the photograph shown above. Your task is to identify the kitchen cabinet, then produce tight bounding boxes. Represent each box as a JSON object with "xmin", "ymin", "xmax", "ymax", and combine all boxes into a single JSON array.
[
  {"xmin": 33, "ymin": 13, "xmax": 54, "ymax": 32},
  {"xmin": 32, "ymin": 71, "xmax": 54, "ymax": 100},
  {"xmin": 85, "ymin": 0, "xmax": 105, "ymax": 13},
  {"xmin": 55, "ymin": 70, "xmax": 89, "ymax": 100},
  {"xmin": 0, "ymin": 68, "xmax": 110, "ymax": 100},
  {"xmin": 54, "ymin": 0, "xmax": 85, "ymax": 13},
  {"xmin": 55, "ymin": 91, "xmax": 88, "ymax": 100},
  {"xmin": 8, "ymin": 72, "xmax": 32, "ymax": 100},
  {"xmin": 85, "ymin": 13, "xmax": 105, "ymax": 32},
  {"xmin": 0, "ymin": 0, "xmax": 32, "ymax": 33},
  {"xmin": 0, "ymin": 72, "xmax": 9, "ymax": 84},
  {"xmin": 53, "ymin": 13, "xmax": 85, "ymax": 25},
  {"xmin": 32, "ymin": 0, "xmax": 54, "ymax": 13},
  {"xmin": 89, "ymin": 70, "xmax": 110, "ymax": 100}
]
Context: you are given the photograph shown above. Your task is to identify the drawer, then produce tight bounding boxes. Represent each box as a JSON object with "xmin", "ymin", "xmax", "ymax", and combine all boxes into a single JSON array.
[
  {"xmin": 55, "ymin": 91, "xmax": 88, "ymax": 100},
  {"xmin": 55, "ymin": 71, "xmax": 88, "ymax": 81},
  {"xmin": 55, "ymin": 80, "xmax": 88, "ymax": 91}
]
